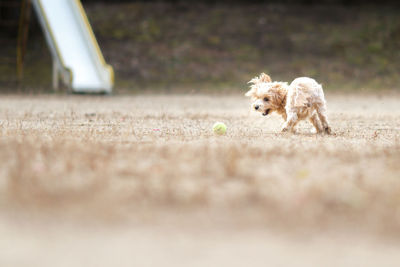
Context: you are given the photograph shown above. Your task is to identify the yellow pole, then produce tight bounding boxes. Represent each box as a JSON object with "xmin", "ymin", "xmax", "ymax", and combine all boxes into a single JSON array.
[{"xmin": 16, "ymin": 0, "xmax": 31, "ymax": 82}]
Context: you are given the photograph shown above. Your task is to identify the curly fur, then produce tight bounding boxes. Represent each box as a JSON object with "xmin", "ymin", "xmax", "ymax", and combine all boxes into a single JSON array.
[{"xmin": 245, "ymin": 73, "xmax": 331, "ymax": 134}]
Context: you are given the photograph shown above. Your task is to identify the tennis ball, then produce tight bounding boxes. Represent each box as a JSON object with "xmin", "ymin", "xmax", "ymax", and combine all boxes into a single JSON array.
[{"xmin": 213, "ymin": 122, "xmax": 227, "ymax": 135}]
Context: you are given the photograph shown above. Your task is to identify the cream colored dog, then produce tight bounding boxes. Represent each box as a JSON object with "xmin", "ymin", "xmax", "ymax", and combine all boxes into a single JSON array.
[{"xmin": 245, "ymin": 73, "xmax": 331, "ymax": 134}]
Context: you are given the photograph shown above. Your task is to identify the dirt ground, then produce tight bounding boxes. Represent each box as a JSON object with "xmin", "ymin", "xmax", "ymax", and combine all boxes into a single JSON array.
[{"xmin": 1, "ymin": 93, "xmax": 400, "ymax": 266}]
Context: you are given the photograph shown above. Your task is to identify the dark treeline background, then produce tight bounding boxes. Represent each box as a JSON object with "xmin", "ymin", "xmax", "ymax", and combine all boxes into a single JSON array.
[
  {"xmin": 82, "ymin": 0, "xmax": 400, "ymax": 4},
  {"xmin": 1, "ymin": 0, "xmax": 400, "ymax": 91}
]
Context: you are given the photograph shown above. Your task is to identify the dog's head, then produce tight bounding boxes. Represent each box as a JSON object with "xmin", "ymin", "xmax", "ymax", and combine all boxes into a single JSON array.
[{"xmin": 245, "ymin": 73, "xmax": 287, "ymax": 116}]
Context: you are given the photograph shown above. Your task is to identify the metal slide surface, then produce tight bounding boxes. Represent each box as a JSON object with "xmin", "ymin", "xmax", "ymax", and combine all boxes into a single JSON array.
[{"xmin": 32, "ymin": 0, "xmax": 113, "ymax": 93}]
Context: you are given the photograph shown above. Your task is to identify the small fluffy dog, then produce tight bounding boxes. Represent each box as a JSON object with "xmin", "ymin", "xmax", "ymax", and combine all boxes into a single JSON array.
[{"xmin": 245, "ymin": 73, "xmax": 331, "ymax": 134}]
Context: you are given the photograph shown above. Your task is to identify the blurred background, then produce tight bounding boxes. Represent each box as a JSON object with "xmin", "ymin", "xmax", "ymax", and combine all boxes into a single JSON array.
[
  {"xmin": 2, "ymin": 2, "xmax": 400, "ymax": 266},
  {"xmin": 0, "ymin": 0, "xmax": 399, "ymax": 92}
]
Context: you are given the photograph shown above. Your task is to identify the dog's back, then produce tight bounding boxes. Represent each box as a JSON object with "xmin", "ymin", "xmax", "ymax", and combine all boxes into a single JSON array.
[
  {"xmin": 290, "ymin": 77, "xmax": 322, "ymax": 92},
  {"xmin": 290, "ymin": 77, "xmax": 325, "ymax": 104}
]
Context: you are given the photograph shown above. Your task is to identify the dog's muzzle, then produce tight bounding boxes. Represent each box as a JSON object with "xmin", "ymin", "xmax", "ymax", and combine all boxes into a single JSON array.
[{"xmin": 262, "ymin": 109, "xmax": 270, "ymax": 116}]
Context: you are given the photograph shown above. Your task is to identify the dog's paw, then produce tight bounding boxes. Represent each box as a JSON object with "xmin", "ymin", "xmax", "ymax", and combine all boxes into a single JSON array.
[
  {"xmin": 324, "ymin": 126, "xmax": 332, "ymax": 135},
  {"xmin": 281, "ymin": 127, "xmax": 297, "ymax": 134}
]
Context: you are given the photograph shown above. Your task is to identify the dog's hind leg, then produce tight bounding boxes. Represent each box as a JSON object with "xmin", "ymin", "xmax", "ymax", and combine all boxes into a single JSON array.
[
  {"xmin": 316, "ymin": 104, "xmax": 331, "ymax": 134},
  {"xmin": 309, "ymin": 111, "xmax": 323, "ymax": 133}
]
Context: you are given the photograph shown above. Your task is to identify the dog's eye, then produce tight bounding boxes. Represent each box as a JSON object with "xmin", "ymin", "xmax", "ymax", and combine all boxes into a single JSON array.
[{"xmin": 263, "ymin": 97, "xmax": 269, "ymax": 102}]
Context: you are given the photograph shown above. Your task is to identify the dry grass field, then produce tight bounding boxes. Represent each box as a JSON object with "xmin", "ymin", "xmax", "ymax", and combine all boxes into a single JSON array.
[{"xmin": 1, "ymin": 93, "xmax": 400, "ymax": 266}]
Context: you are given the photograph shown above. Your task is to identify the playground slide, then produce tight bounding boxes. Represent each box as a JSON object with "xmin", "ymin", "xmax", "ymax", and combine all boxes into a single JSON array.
[{"xmin": 32, "ymin": 0, "xmax": 113, "ymax": 93}]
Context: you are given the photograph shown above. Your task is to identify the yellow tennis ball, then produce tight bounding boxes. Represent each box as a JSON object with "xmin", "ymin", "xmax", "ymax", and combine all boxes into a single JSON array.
[{"xmin": 213, "ymin": 122, "xmax": 227, "ymax": 135}]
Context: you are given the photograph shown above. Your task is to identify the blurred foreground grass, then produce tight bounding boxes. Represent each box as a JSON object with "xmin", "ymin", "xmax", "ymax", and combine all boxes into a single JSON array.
[{"xmin": 1, "ymin": 94, "xmax": 400, "ymax": 236}]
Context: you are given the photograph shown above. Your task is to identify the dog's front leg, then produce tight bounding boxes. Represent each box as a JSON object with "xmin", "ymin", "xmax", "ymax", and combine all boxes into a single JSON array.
[{"xmin": 281, "ymin": 112, "xmax": 298, "ymax": 133}]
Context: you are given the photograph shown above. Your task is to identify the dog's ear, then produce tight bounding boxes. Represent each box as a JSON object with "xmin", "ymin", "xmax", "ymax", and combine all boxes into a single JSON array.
[
  {"xmin": 246, "ymin": 73, "xmax": 270, "ymax": 97},
  {"xmin": 247, "ymin": 73, "xmax": 271, "ymax": 85},
  {"xmin": 269, "ymin": 83, "xmax": 288, "ymax": 106},
  {"xmin": 259, "ymin": 73, "xmax": 271, "ymax": 83},
  {"xmin": 245, "ymin": 88, "xmax": 255, "ymax": 97},
  {"xmin": 248, "ymin": 77, "xmax": 259, "ymax": 85},
  {"xmin": 246, "ymin": 76, "xmax": 259, "ymax": 97}
]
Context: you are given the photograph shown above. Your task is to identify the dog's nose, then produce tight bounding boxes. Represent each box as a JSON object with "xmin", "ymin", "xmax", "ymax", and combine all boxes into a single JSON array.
[{"xmin": 255, "ymin": 105, "xmax": 259, "ymax": 110}]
